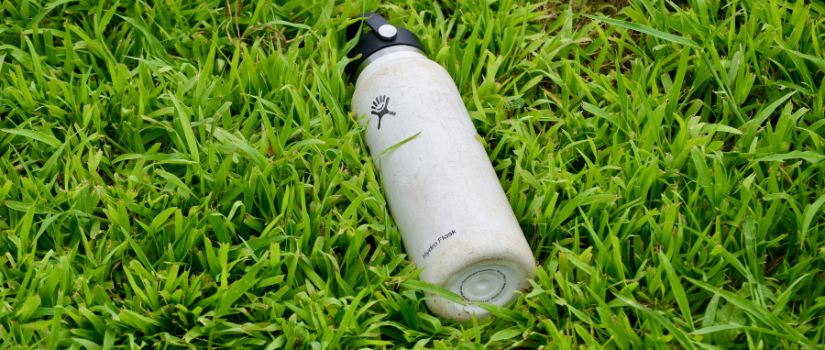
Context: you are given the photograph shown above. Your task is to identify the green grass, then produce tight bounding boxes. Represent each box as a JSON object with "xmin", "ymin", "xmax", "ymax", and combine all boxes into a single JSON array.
[{"xmin": 1, "ymin": 0, "xmax": 825, "ymax": 348}]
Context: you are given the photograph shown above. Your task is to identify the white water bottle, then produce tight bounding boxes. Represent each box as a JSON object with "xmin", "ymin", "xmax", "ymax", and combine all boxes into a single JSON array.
[{"xmin": 346, "ymin": 13, "xmax": 536, "ymax": 320}]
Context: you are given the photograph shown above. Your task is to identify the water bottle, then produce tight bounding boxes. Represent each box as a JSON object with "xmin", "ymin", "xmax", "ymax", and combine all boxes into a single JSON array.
[{"xmin": 346, "ymin": 12, "xmax": 536, "ymax": 320}]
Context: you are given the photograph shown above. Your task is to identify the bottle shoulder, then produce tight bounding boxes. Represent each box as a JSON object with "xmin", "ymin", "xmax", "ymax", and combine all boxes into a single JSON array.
[{"xmin": 354, "ymin": 51, "xmax": 443, "ymax": 87}]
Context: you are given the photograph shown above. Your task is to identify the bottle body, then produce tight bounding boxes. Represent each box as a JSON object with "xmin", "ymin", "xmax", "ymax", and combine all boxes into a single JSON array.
[{"xmin": 352, "ymin": 50, "xmax": 536, "ymax": 320}]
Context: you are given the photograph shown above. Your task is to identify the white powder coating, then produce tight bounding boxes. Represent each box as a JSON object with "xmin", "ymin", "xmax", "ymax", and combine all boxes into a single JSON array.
[{"xmin": 352, "ymin": 50, "xmax": 536, "ymax": 320}]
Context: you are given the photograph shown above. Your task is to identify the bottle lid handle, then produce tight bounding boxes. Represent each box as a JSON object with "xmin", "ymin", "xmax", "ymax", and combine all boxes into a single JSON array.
[
  {"xmin": 347, "ymin": 12, "xmax": 397, "ymax": 42},
  {"xmin": 344, "ymin": 12, "xmax": 424, "ymax": 81}
]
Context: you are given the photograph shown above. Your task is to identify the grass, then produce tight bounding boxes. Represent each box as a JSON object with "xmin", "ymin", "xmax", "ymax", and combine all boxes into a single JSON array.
[{"xmin": 1, "ymin": 0, "xmax": 824, "ymax": 348}]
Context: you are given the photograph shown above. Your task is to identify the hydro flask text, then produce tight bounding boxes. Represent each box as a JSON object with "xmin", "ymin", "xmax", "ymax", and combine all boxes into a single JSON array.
[{"xmin": 422, "ymin": 229, "xmax": 457, "ymax": 259}]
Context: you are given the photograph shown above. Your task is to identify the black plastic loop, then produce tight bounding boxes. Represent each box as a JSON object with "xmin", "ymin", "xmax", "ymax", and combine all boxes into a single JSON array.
[{"xmin": 345, "ymin": 12, "xmax": 424, "ymax": 81}]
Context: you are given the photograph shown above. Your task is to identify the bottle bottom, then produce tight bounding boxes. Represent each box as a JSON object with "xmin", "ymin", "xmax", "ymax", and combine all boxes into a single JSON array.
[
  {"xmin": 425, "ymin": 258, "xmax": 533, "ymax": 321},
  {"xmin": 457, "ymin": 265, "xmax": 511, "ymax": 303}
]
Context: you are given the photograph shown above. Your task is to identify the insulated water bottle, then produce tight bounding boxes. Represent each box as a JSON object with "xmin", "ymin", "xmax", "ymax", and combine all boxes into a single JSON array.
[{"xmin": 346, "ymin": 12, "xmax": 536, "ymax": 320}]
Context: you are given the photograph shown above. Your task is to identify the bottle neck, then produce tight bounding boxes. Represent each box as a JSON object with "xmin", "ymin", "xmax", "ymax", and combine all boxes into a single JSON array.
[{"xmin": 355, "ymin": 46, "xmax": 426, "ymax": 81}]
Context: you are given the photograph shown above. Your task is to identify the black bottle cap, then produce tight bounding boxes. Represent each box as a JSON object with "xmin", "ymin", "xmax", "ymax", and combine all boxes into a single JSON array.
[{"xmin": 345, "ymin": 12, "xmax": 424, "ymax": 80}]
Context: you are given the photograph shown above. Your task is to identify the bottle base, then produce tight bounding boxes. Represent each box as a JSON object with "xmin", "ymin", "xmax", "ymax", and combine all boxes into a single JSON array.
[{"xmin": 425, "ymin": 258, "xmax": 533, "ymax": 321}]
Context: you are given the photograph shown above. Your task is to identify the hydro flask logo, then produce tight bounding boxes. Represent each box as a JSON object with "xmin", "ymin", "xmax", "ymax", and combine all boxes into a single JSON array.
[{"xmin": 370, "ymin": 95, "xmax": 396, "ymax": 130}]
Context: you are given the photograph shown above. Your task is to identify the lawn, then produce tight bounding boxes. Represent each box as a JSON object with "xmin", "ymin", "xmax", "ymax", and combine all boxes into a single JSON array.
[{"xmin": 1, "ymin": 0, "xmax": 825, "ymax": 348}]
